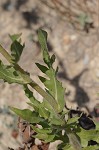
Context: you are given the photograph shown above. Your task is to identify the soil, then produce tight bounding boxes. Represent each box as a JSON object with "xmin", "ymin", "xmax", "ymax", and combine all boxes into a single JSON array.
[{"xmin": 0, "ymin": 0, "xmax": 99, "ymax": 149}]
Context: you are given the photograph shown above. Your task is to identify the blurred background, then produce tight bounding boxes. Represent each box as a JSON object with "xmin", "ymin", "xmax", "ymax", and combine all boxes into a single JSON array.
[{"xmin": 0, "ymin": 0, "xmax": 99, "ymax": 149}]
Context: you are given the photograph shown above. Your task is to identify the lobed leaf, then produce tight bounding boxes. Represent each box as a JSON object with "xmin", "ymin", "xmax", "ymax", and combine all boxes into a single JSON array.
[{"xmin": 37, "ymin": 29, "xmax": 65, "ymax": 112}]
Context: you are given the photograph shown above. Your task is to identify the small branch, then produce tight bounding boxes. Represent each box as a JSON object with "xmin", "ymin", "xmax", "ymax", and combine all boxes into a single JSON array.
[{"xmin": 0, "ymin": 44, "xmax": 13, "ymax": 63}]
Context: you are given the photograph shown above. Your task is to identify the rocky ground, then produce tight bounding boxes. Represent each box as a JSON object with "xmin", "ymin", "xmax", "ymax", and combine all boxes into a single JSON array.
[{"xmin": 0, "ymin": 0, "xmax": 99, "ymax": 149}]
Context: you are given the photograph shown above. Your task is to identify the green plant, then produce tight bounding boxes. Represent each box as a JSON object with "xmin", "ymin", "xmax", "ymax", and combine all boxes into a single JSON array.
[{"xmin": 0, "ymin": 29, "xmax": 99, "ymax": 150}]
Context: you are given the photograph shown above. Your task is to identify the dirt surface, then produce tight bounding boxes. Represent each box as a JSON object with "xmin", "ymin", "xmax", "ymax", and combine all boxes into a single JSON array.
[{"xmin": 0, "ymin": 0, "xmax": 99, "ymax": 149}]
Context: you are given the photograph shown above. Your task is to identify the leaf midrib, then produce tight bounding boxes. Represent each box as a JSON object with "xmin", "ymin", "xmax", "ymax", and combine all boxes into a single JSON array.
[{"xmin": 51, "ymin": 69, "xmax": 58, "ymax": 102}]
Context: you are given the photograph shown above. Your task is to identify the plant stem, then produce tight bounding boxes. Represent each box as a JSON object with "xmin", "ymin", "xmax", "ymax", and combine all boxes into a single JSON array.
[{"xmin": 0, "ymin": 45, "xmax": 13, "ymax": 63}]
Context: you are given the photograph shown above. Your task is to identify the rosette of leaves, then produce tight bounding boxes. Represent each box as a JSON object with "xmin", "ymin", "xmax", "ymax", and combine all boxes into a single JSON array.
[{"xmin": 0, "ymin": 30, "xmax": 99, "ymax": 150}]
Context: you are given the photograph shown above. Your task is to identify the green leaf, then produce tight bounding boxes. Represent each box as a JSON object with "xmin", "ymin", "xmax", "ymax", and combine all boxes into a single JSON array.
[
  {"xmin": 38, "ymin": 104, "xmax": 50, "ymax": 119},
  {"xmin": 61, "ymin": 144, "xmax": 99, "ymax": 150},
  {"xmin": 33, "ymin": 133, "xmax": 55, "ymax": 143},
  {"xmin": 41, "ymin": 101, "xmax": 61, "ymax": 122},
  {"xmin": 82, "ymin": 145, "xmax": 99, "ymax": 150},
  {"xmin": 42, "ymin": 99, "xmax": 56, "ymax": 113},
  {"xmin": 36, "ymin": 63, "xmax": 65, "ymax": 112},
  {"xmin": 9, "ymin": 33, "xmax": 24, "ymax": 63},
  {"xmin": 11, "ymin": 41, "xmax": 24, "ymax": 63},
  {"xmin": 24, "ymin": 85, "xmax": 40, "ymax": 108},
  {"xmin": 26, "ymin": 102, "xmax": 38, "ymax": 111},
  {"xmin": 48, "ymin": 113, "xmax": 64, "ymax": 125},
  {"xmin": 41, "ymin": 99, "xmax": 60, "ymax": 121},
  {"xmin": 0, "ymin": 61, "xmax": 29, "ymax": 84},
  {"xmin": 10, "ymin": 107, "xmax": 43, "ymax": 123},
  {"xmin": 38, "ymin": 29, "xmax": 51, "ymax": 68},
  {"xmin": 38, "ymin": 120, "xmax": 50, "ymax": 129},
  {"xmin": 67, "ymin": 116, "xmax": 79, "ymax": 125},
  {"xmin": 76, "ymin": 127, "xmax": 99, "ymax": 147},
  {"xmin": 38, "ymin": 68, "xmax": 65, "ymax": 112},
  {"xmin": 37, "ymin": 29, "xmax": 65, "ymax": 112},
  {"xmin": 31, "ymin": 125, "xmax": 52, "ymax": 134},
  {"xmin": 62, "ymin": 144, "xmax": 73, "ymax": 150}
]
